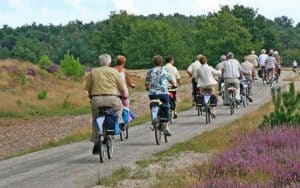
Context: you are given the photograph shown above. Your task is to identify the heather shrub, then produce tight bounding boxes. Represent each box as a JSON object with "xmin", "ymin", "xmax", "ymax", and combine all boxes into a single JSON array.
[
  {"xmin": 260, "ymin": 82, "xmax": 300, "ymax": 128},
  {"xmin": 19, "ymin": 70, "xmax": 28, "ymax": 85},
  {"xmin": 47, "ymin": 63, "xmax": 58, "ymax": 73},
  {"xmin": 26, "ymin": 68, "xmax": 36, "ymax": 76},
  {"xmin": 59, "ymin": 52, "xmax": 84, "ymax": 81},
  {"xmin": 193, "ymin": 127, "xmax": 300, "ymax": 187},
  {"xmin": 38, "ymin": 55, "xmax": 52, "ymax": 70},
  {"xmin": 37, "ymin": 90, "xmax": 48, "ymax": 100}
]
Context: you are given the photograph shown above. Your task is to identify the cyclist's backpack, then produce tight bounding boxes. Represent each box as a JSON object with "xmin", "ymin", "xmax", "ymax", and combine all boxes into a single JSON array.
[
  {"xmin": 159, "ymin": 104, "xmax": 170, "ymax": 122},
  {"xmin": 103, "ymin": 111, "xmax": 120, "ymax": 135}
]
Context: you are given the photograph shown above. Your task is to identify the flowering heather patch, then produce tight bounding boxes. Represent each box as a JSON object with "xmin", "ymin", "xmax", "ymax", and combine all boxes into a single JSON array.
[
  {"xmin": 193, "ymin": 127, "xmax": 300, "ymax": 187},
  {"xmin": 2, "ymin": 65, "xmax": 19, "ymax": 74},
  {"xmin": 26, "ymin": 68, "xmax": 36, "ymax": 76},
  {"xmin": 47, "ymin": 64, "xmax": 58, "ymax": 73}
]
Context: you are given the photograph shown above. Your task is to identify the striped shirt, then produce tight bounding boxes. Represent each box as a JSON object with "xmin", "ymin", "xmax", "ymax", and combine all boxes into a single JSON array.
[
  {"xmin": 265, "ymin": 56, "xmax": 277, "ymax": 69},
  {"xmin": 221, "ymin": 59, "xmax": 242, "ymax": 79}
]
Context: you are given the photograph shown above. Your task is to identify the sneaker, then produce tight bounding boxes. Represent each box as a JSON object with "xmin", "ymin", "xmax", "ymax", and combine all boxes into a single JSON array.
[
  {"xmin": 173, "ymin": 113, "xmax": 178, "ymax": 119},
  {"xmin": 248, "ymin": 96, "xmax": 253, "ymax": 102},
  {"xmin": 149, "ymin": 125, "xmax": 154, "ymax": 131},
  {"xmin": 165, "ymin": 129, "xmax": 172, "ymax": 136},
  {"xmin": 211, "ymin": 113, "xmax": 216, "ymax": 118}
]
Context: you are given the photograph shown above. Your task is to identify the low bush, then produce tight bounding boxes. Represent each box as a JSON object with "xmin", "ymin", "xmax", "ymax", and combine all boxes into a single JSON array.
[
  {"xmin": 59, "ymin": 52, "xmax": 84, "ymax": 81},
  {"xmin": 38, "ymin": 55, "xmax": 52, "ymax": 70},
  {"xmin": 260, "ymin": 82, "xmax": 300, "ymax": 128},
  {"xmin": 37, "ymin": 90, "xmax": 48, "ymax": 100}
]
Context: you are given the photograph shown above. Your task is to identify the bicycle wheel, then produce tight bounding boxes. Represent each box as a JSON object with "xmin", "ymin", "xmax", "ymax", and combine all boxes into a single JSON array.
[
  {"xmin": 197, "ymin": 105, "xmax": 201, "ymax": 116},
  {"xmin": 164, "ymin": 124, "xmax": 168, "ymax": 143},
  {"xmin": 230, "ymin": 98, "xmax": 234, "ymax": 115},
  {"xmin": 106, "ymin": 136, "xmax": 114, "ymax": 159},
  {"xmin": 205, "ymin": 105, "xmax": 210, "ymax": 124},
  {"xmin": 154, "ymin": 120, "xmax": 161, "ymax": 145},
  {"xmin": 245, "ymin": 88, "xmax": 249, "ymax": 106},
  {"xmin": 99, "ymin": 135, "xmax": 104, "ymax": 163}
]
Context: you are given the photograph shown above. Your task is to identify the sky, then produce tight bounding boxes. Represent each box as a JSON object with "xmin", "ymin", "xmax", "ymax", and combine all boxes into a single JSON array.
[{"xmin": 0, "ymin": 0, "xmax": 299, "ymax": 28}]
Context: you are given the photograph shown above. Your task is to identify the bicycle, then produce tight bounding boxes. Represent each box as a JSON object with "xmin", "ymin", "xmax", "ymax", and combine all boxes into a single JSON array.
[
  {"xmin": 150, "ymin": 99, "xmax": 170, "ymax": 145},
  {"xmin": 227, "ymin": 83, "xmax": 237, "ymax": 115},
  {"xmin": 168, "ymin": 86, "xmax": 177, "ymax": 122},
  {"xmin": 240, "ymin": 79, "xmax": 250, "ymax": 108},
  {"xmin": 202, "ymin": 88, "xmax": 212, "ymax": 124},
  {"xmin": 94, "ymin": 106, "xmax": 118, "ymax": 163},
  {"xmin": 119, "ymin": 107, "xmax": 131, "ymax": 141}
]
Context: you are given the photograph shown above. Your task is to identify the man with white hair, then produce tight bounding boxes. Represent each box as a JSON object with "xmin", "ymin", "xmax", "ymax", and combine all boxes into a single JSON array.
[
  {"xmin": 187, "ymin": 54, "xmax": 202, "ymax": 105},
  {"xmin": 221, "ymin": 52, "xmax": 242, "ymax": 105},
  {"xmin": 85, "ymin": 53, "xmax": 127, "ymax": 145}
]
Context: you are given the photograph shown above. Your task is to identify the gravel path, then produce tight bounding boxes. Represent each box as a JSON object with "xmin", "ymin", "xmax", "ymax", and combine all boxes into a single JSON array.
[{"xmin": 0, "ymin": 72, "xmax": 297, "ymax": 188}]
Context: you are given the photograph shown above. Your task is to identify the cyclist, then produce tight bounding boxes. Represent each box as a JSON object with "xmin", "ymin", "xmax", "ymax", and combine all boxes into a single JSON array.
[
  {"xmin": 85, "ymin": 54, "xmax": 127, "ymax": 144},
  {"xmin": 241, "ymin": 56, "xmax": 255, "ymax": 102},
  {"xmin": 164, "ymin": 56, "xmax": 181, "ymax": 119},
  {"xmin": 221, "ymin": 52, "xmax": 243, "ymax": 105},
  {"xmin": 196, "ymin": 56, "xmax": 221, "ymax": 117},
  {"xmin": 114, "ymin": 55, "xmax": 135, "ymax": 108},
  {"xmin": 248, "ymin": 50, "xmax": 259, "ymax": 79},
  {"xmin": 273, "ymin": 50, "xmax": 282, "ymax": 78},
  {"xmin": 258, "ymin": 49, "xmax": 268, "ymax": 78},
  {"xmin": 265, "ymin": 50, "xmax": 277, "ymax": 83},
  {"xmin": 216, "ymin": 55, "xmax": 227, "ymax": 95},
  {"xmin": 187, "ymin": 54, "xmax": 203, "ymax": 105},
  {"xmin": 145, "ymin": 55, "xmax": 176, "ymax": 136},
  {"xmin": 292, "ymin": 60, "xmax": 298, "ymax": 72}
]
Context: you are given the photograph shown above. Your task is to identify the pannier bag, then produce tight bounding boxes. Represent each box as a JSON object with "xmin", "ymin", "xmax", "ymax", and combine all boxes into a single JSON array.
[
  {"xmin": 122, "ymin": 107, "xmax": 135, "ymax": 124},
  {"xmin": 159, "ymin": 104, "xmax": 170, "ymax": 122},
  {"xmin": 96, "ymin": 111, "xmax": 120, "ymax": 135},
  {"xmin": 258, "ymin": 69, "xmax": 263, "ymax": 78}
]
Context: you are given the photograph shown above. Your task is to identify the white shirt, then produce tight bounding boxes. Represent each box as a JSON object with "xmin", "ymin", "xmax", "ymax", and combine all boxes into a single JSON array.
[
  {"xmin": 187, "ymin": 60, "xmax": 201, "ymax": 78},
  {"xmin": 196, "ymin": 64, "xmax": 221, "ymax": 88},
  {"xmin": 164, "ymin": 63, "xmax": 180, "ymax": 85},
  {"xmin": 221, "ymin": 59, "xmax": 241, "ymax": 79},
  {"xmin": 259, "ymin": 54, "xmax": 268, "ymax": 66},
  {"xmin": 293, "ymin": 60, "xmax": 298, "ymax": 67}
]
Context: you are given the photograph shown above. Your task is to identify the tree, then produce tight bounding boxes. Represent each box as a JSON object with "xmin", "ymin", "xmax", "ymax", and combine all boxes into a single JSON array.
[
  {"xmin": 38, "ymin": 55, "xmax": 52, "ymax": 70},
  {"xmin": 59, "ymin": 52, "xmax": 84, "ymax": 81},
  {"xmin": 196, "ymin": 11, "xmax": 254, "ymax": 65},
  {"xmin": 122, "ymin": 19, "xmax": 190, "ymax": 69}
]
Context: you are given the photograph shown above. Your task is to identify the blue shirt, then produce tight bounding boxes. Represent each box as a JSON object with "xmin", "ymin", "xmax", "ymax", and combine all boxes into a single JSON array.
[{"xmin": 145, "ymin": 67, "xmax": 173, "ymax": 95}]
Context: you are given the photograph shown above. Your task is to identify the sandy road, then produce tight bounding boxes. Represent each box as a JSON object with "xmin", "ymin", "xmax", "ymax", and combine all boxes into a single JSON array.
[{"xmin": 0, "ymin": 72, "xmax": 296, "ymax": 188}]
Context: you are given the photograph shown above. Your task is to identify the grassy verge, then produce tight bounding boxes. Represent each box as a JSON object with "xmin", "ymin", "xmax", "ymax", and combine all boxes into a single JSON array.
[
  {"xmin": 96, "ymin": 101, "xmax": 274, "ymax": 187},
  {"xmin": 0, "ymin": 95, "xmax": 192, "ymax": 161},
  {"xmin": 0, "ymin": 104, "xmax": 91, "ymax": 121},
  {"xmin": 283, "ymin": 74, "xmax": 300, "ymax": 81}
]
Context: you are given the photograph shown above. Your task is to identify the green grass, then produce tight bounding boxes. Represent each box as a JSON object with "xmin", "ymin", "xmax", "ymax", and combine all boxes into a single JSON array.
[
  {"xmin": 97, "ymin": 167, "xmax": 132, "ymax": 187},
  {"xmin": 0, "ymin": 104, "xmax": 91, "ymax": 120},
  {"xmin": 0, "ymin": 130, "xmax": 91, "ymax": 160}
]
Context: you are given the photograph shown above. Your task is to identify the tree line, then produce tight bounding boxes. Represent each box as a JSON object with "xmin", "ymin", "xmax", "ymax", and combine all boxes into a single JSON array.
[{"xmin": 1, "ymin": 5, "xmax": 300, "ymax": 70}]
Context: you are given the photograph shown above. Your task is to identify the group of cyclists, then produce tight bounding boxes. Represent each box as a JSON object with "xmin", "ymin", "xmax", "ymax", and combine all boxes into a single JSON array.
[{"xmin": 85, "ymin": 49, "xmax": 282, "ymax": 157}]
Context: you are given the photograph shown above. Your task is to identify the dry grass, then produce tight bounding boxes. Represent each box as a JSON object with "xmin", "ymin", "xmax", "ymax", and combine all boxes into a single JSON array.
[{"xmin": 283, "ymin": 74, "xmax": 300, "ymax": 81}]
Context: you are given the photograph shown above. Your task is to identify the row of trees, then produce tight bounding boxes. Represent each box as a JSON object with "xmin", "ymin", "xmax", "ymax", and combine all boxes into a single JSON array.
[{"xmin": 1, "ymin": 5, "xmax": 300, "ymax": 69}]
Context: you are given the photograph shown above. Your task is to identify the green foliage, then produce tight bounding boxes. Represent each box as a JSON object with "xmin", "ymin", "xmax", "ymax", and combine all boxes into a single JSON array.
[
  {"xmin": 282, "ymin": 48, "xmax": 300, "ymax": 66},
  {"xmin": 38, "ymin": 55, "xmax": 52, "ymax": 70},
  {"xmin": 260, "ymin": 82, "xmax": 300, "ymax": 128},
  {"xmin": 1, "ymin": 7, "xmax": 300, "ymax": 69},
  {"xmin": 122, "ymin": 19, "xmax": 190, "ymax": 69},
  {"xmin": 59, "ymin": 52, "xmax": 84, "ymax": 81},
  {"xmin": 18, "ymin": 70, "xmax": 28, "ymax": 85},
  {"xmin": 196, "ymin": 11, "xmax": 255, "ymax": 65},
  {"xmin": 37, "ymin": 90, "xmax": 48, "ymax": 100}
]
